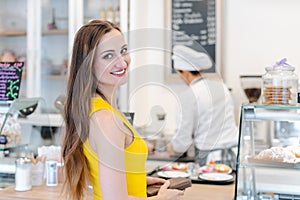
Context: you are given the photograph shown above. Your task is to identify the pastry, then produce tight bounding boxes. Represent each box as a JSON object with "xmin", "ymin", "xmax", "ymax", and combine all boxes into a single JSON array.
[
  {"xmin": 286, "ymin": 146, "xmax": 300, "ymax": 158},
  {"xmin": 255, "ymin": 147, "xmax": 297, "ymax": 163},
  {"xmin": 214, "ymin": 164, "xmax": 231, "ymax": 173},
  {"xmin": 172, "ymin": 163, "xmax": 188, "ymax": 171}
]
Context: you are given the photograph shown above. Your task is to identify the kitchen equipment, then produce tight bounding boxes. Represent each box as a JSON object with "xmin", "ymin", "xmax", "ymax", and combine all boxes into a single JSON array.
[
  {"xmin": 240, "ymin": 75, "xmax": 262, "ymax": 103},
  {"xmin": 54, "ymin": 95, "xmax": 66, "ymax": 115},
  {"xmin": 123, "ymin": 112, "xmax": 135, "ymax": 125},
  {"xmin": 262, "ymin": 58, "xmax": 298, "ymax": 105},
  {"xmin": 0, "ymin": 98, "xmax": 40, "ymax": 149},
  {"xmin": 19, "ymin": 103, "xmax": 38, "ymax": 117}
]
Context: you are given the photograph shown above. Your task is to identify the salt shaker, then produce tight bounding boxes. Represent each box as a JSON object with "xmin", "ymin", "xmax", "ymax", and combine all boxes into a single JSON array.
[
  {"xmin": 46, "ymin": 160, "xmax": 58, "ymax": 186},
  {"xmin": 15, "ymin": 157, "xmax": 32, "ymax": 191}
]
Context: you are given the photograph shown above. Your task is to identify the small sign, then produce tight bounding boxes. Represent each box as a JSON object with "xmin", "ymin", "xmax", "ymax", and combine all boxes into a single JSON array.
[{"xmin": 0, "ymin": 62, "xmax": 24, "ymax": 101}]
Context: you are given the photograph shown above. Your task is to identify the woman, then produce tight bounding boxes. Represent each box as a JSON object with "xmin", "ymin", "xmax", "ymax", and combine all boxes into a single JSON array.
[{"xmin": 62, "ymin": 20, "xmax": 184, "ymax": 200}]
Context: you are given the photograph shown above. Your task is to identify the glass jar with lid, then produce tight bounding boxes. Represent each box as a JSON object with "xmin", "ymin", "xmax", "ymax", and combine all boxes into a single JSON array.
[{"xmin": 262, "ymin": 58, "xmax": 298, "ymax": 105}]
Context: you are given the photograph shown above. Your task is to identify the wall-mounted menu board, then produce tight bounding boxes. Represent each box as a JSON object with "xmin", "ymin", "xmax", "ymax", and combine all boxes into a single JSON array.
[
  {"xmin": 172, "ymin": 0, "xmax": 216, "ymax": 73},
  {"xmin": 0, "ymin": 62, "xmax": 24, "ymax": 102}
]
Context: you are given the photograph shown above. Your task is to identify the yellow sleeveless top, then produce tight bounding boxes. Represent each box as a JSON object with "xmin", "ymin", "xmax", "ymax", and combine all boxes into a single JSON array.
[{"xmin": 83, "ymin": 98, "xmax": 148, "ymax": 199}]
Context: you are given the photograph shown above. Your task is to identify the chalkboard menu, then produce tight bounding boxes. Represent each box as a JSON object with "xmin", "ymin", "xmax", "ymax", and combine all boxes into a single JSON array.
[
  {"xmin": 0, "ymin": 62, "xmax": 24, "ymax": 101},
  {"xmin": 172, "ymin": 0, "xmax": 216, "ymax": 72}
]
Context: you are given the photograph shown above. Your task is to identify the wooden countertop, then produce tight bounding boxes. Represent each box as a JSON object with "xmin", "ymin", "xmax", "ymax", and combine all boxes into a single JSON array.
[{"xmin": 0, "ymin": 183, "xmax": 235, "ymax": 200}]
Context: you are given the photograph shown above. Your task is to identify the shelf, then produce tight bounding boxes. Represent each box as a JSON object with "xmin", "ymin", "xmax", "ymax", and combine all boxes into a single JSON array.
[
  {"xmin": 0, "ymin": 30, "xmax": 26, "ymax": 36},
  {"xmin": 0, "ymin": 144, "xmax": 28, "ymax": 152},
  {"xmin": 242, "ymin": 103, "xmax": 300, "ymax": 121},
  {"xmin": 239, "ymin": 157, "xmax": 300, "ymax": 170},
  {"xmin": 42, "ymin": 29, "xmax": 68, "ymax": 35},
  {"xmin": 17, "ymin": 113, "xmax": 64, "ymax": 127},
  {"xmin": 242, "ymin": 103, "xmax": 300, "ymax": 110}
]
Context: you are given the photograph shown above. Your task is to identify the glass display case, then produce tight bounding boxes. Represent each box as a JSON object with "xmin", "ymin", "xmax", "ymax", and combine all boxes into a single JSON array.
[
  {"xmin": 0, "ymin": 0, "xmax": 125, "ymax": 113},
  {"xmin": 235, "ymin": 104, "xmax": 300, "ymax": 200}
]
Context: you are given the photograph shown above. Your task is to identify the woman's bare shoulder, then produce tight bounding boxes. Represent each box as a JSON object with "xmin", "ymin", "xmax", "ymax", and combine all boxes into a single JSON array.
[{"xmin": 89, "ymin": 109, "xmax": 125, "ymax": 149}]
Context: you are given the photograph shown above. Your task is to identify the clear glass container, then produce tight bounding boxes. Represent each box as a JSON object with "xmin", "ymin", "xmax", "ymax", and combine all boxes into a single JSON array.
[
  {"xmin": 262, "ymin": 58, "xmax": 298, "ymax": 105},
  {"xmin": 235, "ymin": 104, "xmax": 300, "ymax": 200},
  {"xmin": 15, "ymin": 157, "xmax": 32, "ymax": 191}
]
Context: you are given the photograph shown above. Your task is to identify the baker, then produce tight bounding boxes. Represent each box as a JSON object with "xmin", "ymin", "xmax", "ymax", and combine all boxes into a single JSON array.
[{"xmin": 167, "ymin": 45, "xmax": 239, "ymax": 167}]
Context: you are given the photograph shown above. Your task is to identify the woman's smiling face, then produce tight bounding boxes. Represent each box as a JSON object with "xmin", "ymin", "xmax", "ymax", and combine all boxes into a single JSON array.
[{"xmin": 94, "ymin": 29, "xmax": 131, "ymax": 87}]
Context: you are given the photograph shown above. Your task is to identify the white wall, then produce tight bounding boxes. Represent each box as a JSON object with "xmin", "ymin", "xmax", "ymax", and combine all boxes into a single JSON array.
[
  {"xmin": 127, "ymin": 0, "xmax": 300, "ymax": 134},
  {"xmin": 224, "ymin": 0, "xmax": 300, "ymax": 114},
  {"xmin": 128, "ymin": 0, "xmax": 173, "ymax": 133}
]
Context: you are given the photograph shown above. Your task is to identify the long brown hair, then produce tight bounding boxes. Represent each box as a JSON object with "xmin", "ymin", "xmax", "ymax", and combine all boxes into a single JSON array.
[{"xmin": 62, "ymin": 20, "xmax": 121, "ymax": 200}]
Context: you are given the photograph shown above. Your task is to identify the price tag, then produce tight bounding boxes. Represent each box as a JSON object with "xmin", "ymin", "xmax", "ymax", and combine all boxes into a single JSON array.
[{"xmin": 0, "ymin": 135, "xmax": 7, "ymax": 145}]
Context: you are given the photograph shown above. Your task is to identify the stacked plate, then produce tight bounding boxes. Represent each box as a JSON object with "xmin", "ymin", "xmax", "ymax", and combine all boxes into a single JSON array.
[{"xmin": 157, "ymin": 170, "xmax": 190, "ymax": 179}]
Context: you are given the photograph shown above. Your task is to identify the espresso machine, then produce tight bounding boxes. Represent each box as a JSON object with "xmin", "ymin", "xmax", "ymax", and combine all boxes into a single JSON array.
[{"xmin": 0, "ymin": 98, "xmax": 40, "ymax": 189}]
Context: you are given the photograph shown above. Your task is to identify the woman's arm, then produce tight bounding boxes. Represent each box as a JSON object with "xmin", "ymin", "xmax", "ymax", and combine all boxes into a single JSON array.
[
  {"xmin": 90, "ymin": 110, "xmax": 183, "ymax": 200},
  {"xmin": 90, "ymin": 110, "xmax": 129, "ymax": 199},
  {"xmin": 129, "ymin": 181, "xmax": 184, "ymax": 200}
]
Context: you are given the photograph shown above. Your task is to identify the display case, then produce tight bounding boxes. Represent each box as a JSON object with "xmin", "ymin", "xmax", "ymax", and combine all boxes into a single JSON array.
[
  {"xmin": 40, "ymin": 0, "xmax": 69, "ymax": 112},
  {"xmin": 0, "ymin": 0, "xmax": 28, "ymax": 98},
  {"xmin": 0, "ymin": 0, "xmax": 126, "ymax": 113},
  {"xmin": 235, "ymin": 104, "xmax": 300, "ymax": 200}
]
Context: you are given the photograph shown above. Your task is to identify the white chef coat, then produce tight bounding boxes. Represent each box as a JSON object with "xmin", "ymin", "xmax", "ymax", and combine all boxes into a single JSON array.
[{"xmin": 171, "ymin": 77, "xmax": 238, "ymax": 152}]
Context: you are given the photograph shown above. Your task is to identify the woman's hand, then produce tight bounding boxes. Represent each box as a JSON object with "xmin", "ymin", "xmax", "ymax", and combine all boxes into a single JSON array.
[
  {"xmin": 146, "ymin": 176, "xmax": 166, "ymax": 186},
  {"xmin": 156, "ymin": 181, "xmax": 184, "ymax": 200}
]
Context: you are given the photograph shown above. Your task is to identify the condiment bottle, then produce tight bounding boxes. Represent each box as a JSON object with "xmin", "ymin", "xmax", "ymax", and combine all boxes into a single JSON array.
[
  {"xmin": 46, "ymin": 160, "xmax": 58, "ymax": 186},
  {"xmin": 262, "ymin": 58, "xmax": 298, "ymax": 105},
  {"xmin": 15, "ymin": 157, "xmax": 32, "ymax": 191}
]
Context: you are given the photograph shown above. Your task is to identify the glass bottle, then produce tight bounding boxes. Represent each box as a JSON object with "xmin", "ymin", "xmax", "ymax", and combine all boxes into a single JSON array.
[
  {"xmin": 15, "ymin": 157, "xmax": 32, "ymax": 191},
  {"xmin": 262, "ymin": 58, "xmax": 298, "ymax": 105}
]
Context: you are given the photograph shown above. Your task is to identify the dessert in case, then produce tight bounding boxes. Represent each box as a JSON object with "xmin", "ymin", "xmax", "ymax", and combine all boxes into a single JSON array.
[{"xmin": 254, "ymin": 146, "xmax": 300, "ymax": 163}]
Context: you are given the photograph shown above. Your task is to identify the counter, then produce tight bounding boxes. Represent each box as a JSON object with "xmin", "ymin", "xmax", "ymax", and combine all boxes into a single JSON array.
[
  {"xmin": 18, "ymin": 113, "xmax": 64, "ymax": 127},
  {"xmin": 0, "ymin": 183, "xmax": 235, "ymax": 200},
  {"xmin": 147, "ymin": 153, "xmax": 194, "ymax": 163}
]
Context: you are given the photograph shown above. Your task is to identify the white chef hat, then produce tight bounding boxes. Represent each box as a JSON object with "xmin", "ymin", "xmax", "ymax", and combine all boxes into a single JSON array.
[{"xmin": 172, "ymin": 45, "xmax": 213, "ymax": 71}]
